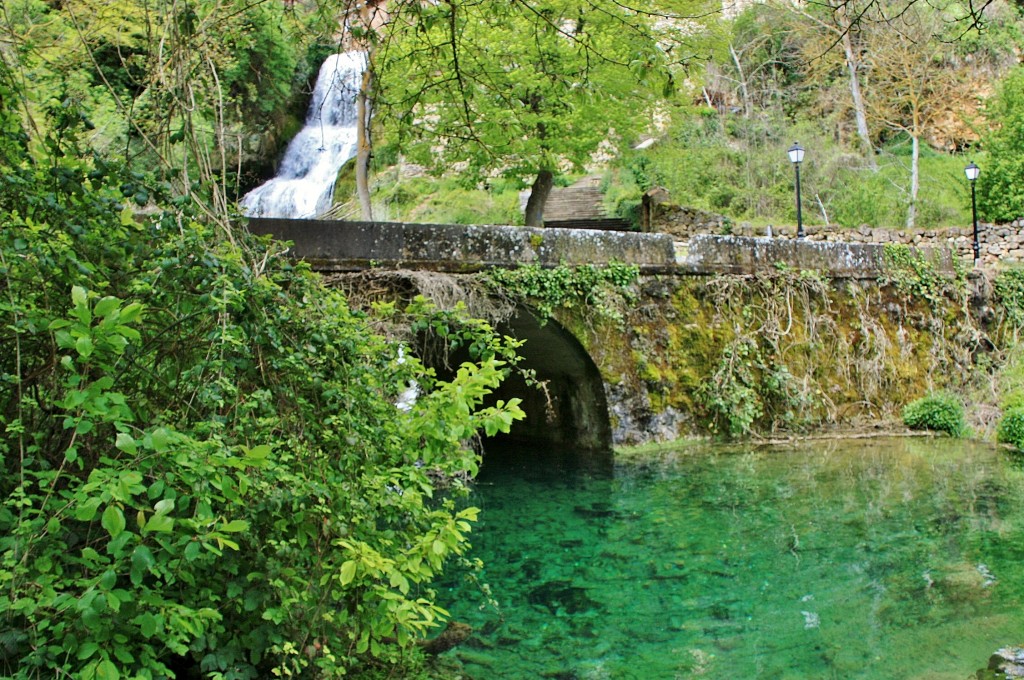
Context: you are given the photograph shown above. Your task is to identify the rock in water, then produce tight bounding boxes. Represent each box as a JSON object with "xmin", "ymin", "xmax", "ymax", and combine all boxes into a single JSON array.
[
  {"xmin": 527, "ymin": 580, "xmax": 602, "ymax": 615},
  {"xmin": 980, "ymin": 646, "xmax": 1024, "ymax": 678},
  {"xmin": 422, "ymin": 621, "xmax": 473, "ymax": 656}
]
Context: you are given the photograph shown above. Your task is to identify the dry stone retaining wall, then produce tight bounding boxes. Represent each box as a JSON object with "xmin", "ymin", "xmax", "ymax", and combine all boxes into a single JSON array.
[
  {"xmin": 719, "ymin": 222, "xmax": 1018, "ymax": 266},
  {"xmin": 651, "ymin": 214, "xmax": 1019, "ymax": 266},
  {"xmin": 646, "ymin": 195, "xmax": 1024, "ymax": 266}
]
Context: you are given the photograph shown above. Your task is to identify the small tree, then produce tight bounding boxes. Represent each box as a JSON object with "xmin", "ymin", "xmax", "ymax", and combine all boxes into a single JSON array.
[
  {"xmin": 861, "ymin": 2, "xmax": 970, "ymax": 228},
  {"xmin": 374, "ymin": 0, "xmax": 714, "ymax": 226}
]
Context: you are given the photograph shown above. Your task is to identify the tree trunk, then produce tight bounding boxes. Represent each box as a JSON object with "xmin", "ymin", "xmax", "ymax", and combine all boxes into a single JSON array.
[
  {"xmin": 841, "ymin": 28, "xmax": 876, "ymax": 171},
  {"xmin": 524, "ymin": 170, "xmax": 554, "ymax": 227},
  {"xmin": 906, "ymin": 134, "xmax": 919, "ymax": 229},
  {"xmin": 356, "ymin": 64, "xmax": 374, "ymax": 220},
  {"xmin": 729, "ymin": 44, "xmax": 752, "ymax": 118}
]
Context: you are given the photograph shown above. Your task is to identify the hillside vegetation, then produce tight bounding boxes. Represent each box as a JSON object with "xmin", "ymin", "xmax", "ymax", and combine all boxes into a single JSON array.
[
  {"xmin": 4, "ymin": 0, "xmax": 1022, "ymax": 229},
  {"xmin": 357, "ymin": 0, "xmax": 1023, "ymax": 230}
]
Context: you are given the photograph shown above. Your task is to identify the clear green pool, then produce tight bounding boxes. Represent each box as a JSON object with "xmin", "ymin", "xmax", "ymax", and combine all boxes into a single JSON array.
[{"xmin": 436, "ymin": 438, "xmax": 1024, "ymax": 679}]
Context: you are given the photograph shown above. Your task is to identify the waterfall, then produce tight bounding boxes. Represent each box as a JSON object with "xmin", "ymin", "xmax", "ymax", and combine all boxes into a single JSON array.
[{"xmin": 240, "ymin": 51, "xmax": 366, "ymax": 219}]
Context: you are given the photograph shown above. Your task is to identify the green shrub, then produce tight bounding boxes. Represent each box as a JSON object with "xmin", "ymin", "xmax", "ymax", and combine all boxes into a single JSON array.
[
  {"xmin": 997, "ymin": 407, "xmax": 1024, "ymax": 450},
  {"xmin": 0, "ymin": 96, "xmax": 525, "ymax": 677},
  {"xmin": 901, "ymin": 392, "xmax": 967, "ymax": 436}
]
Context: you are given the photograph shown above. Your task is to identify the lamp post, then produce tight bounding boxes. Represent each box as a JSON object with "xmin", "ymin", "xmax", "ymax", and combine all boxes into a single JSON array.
[
  {"xmin": 788, "ymin": 142, "xmax": 805, "ymax": 239},
  {"xmin": 965, "ymin": 161, "xmax": 980, "ymax": 264}
]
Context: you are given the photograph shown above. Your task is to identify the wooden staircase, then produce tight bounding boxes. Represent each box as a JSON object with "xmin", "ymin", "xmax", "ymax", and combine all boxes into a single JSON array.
[{"xmin": 542, "ymin": 176, "xmax": 632, "ymax": 231}]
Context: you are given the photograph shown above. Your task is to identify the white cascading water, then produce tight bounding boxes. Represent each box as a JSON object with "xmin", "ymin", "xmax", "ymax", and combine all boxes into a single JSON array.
[{"xmin": 240, "ymin": 51, "xmax": 367, "ymax": 219}]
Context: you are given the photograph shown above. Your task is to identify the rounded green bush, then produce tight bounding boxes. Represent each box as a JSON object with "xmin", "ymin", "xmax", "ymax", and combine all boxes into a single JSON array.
[
  {"xmin": 901, "ymin": 392, "xmax": 966, "ymax": 437},
  {"xmin": 998, "ymin": 407, "xmax": 1024, "ymax": 451}
]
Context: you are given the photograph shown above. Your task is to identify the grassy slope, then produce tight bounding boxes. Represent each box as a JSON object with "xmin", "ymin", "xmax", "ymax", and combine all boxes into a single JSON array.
[{"xmin": 359, "ymin": 118, "xmax": 979, "ymax": 231}]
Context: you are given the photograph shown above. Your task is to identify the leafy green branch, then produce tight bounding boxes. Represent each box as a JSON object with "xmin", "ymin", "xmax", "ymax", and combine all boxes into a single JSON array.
[
  {"xmin": 881, "ymin": 244, "xmax": 959, "ymax": 308},
  {"xmin": 482, "ymin": 262, "xmax": 639, "ymax": 325}
]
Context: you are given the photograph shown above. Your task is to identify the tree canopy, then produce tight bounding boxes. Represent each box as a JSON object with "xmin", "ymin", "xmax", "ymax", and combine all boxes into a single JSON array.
[{"xmin": 373, "ymin": 0, "xmax": 719, "ymax": 225}]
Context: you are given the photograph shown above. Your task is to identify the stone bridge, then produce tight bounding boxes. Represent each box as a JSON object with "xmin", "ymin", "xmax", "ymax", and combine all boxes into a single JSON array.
[{"xmin": 247, "ymin": 218, "xmax": 958, "ymax": 451}]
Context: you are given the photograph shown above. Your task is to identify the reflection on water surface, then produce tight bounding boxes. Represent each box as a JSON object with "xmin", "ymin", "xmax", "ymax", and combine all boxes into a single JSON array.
[{"xmin": 437, "ymin": 438, "xmax": 1024, "ymax": 679}]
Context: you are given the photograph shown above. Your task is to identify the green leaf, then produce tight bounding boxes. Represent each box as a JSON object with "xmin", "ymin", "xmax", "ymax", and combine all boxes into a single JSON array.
[
  {"xmin": 101, "ymin": 505, "xmax": 126, "ymax": 538},
  {"xmin": 150, "ymin": 428, "xmax": 170, "ymax": 452},
  {"xmin": 389, "ymin": 571, "xmax": 410, "ymax": 595},
  {"xmin": 143, "ymin": 514, "xmax": 174, "ymax": 534},
  {"xmin": 245, "ymin": 444, "xmax": 271, "ymax": 461},
  {"xmin": 93, "ymin": 296, "xmax": 120, "ymax": 318},
  {"xmin": 72, "ymin": 286, "xmax": 88, "ymax": 309},
  {"xmin": 76, "ymin": 497, "xmax": 101, "ymax": 522},
  {"xmin": 131, "ymin": 545, "xmax": 154, "ymax": 575},
  {"xmin": 77, "ymin": 641, "xmax": 100, "ymax": 660},
  {"xmin": 119, "ymin": 302, "xmax": 144, "ymax": 324},
  {"xmin": 220, "ymin": 519, "xmax": 249, "ymax": 533},
  {"xmin": 75, "ymin": 336, "xmax": 94, "ymax": 358},
  {"xmin": 99, "ymin": 569, "xmax": 117, "ymax": 590},
  {"xmin": 355, "ymin": 631, "xmax": 370, "ymax": 654},
  {"xmin": 96, "ymin": 659, "xmax": 120, "ymax": 680},
  {"xmin": 216, "ymin": 536, "xmax": 239, "ymax": 551},
  {"xmin": 136, "ymin": 612, "xmax": 159, "ymax": 638},
  {"xmin": 115, "ymin": 432, "xmax": 137, "ymax": 455},
  {"xmin": 340, "ymin": 560, "xmax": 358, "ymax": 586}
]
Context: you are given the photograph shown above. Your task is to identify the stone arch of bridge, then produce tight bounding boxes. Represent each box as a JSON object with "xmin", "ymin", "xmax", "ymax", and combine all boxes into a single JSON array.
[{"xmin": 485, "ymin": 305, "xmax": 612, "ymax": 452}]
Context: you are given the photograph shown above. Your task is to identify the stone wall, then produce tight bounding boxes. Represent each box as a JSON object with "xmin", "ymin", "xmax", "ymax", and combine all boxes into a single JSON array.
[
  {"xmin": 644, "ymin": 192, "xmax": 1023, "ymax": 266},
  {"xmin": 718, "ymin": 222, "xmax": 1014, "ymax": 267},
  {"xmin": 558, "ymin": 270, "xmax": 996, "ymax": 446}
]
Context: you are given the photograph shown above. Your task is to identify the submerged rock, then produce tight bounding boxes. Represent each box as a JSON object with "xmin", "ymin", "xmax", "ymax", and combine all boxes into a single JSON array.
[
  {"xmin": 527, "ymin": 580, "xmax": 602, "ymax": 615},
  {"xmin": 573, "ymin": 502, "xmax": 618, "ymax": 519},
  {"xmin": 422, "ymin": 621, "xmax": 473, "ymax": 655}
]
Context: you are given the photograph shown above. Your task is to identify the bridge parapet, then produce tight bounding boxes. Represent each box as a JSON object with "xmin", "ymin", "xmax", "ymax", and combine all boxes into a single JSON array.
[
  {"xmin": 680, "ymin": 234, "xmax": 956, "ymax": 278},
  {"xmin": 247, "ymin": 219, "xmax": 678, "ymax": 273},
  {"xmin": 248, "ymin": 218, "xmax": 956, "ymax": 278}
]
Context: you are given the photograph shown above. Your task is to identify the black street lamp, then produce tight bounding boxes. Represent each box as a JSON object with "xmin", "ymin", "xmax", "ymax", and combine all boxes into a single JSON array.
[
  {"xmin": 965, "ymin": 161, "xmax": 980, "ymax": 263},
  {"xmin": 788, "ymin": 142, "xmax": 805, "ymax": 239}
]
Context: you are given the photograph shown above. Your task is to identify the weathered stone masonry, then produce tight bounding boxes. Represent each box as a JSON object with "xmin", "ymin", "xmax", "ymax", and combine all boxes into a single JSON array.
[{"xmin": 645, "ymin": 198, "xmax": 1023, "ymax": 267}]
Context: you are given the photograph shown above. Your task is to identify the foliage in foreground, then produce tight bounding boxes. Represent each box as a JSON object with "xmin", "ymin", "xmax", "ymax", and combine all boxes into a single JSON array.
[
  {"xmin": 0, "ymin": 80, "xmax": 524, "ymax": 678},
  {"xmin": 902, "ymin": 392, "xmax": 967, "ymax": 436}
]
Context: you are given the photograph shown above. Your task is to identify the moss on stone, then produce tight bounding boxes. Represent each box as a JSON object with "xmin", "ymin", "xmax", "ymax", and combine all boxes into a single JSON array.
[{"xmin": 552, "ymin": 268, "xmax": 994, "ymax": 442}]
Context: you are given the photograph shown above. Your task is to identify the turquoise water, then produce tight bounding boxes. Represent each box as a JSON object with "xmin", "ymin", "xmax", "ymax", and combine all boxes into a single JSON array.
[{"xmin": 436, "ymin": 438, "xmax": 1024, "ymax": 679}]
